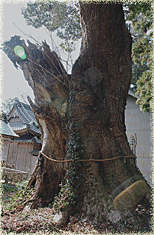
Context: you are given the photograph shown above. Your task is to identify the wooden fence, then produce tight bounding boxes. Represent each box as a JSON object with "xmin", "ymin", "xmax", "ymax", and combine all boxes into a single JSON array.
[
  {"xmin": 1, "ymin": 166, "xmax": 31, "ymax": 184},
  {"xmin": 1, "ymin": 139, "xmax": 39, "ymax": 183}
]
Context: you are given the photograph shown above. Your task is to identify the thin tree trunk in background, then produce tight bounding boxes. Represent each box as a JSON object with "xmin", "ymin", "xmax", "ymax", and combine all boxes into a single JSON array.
[{"xmin": 3, "ymin": 1, "xmax": 151, "ymax": 227}]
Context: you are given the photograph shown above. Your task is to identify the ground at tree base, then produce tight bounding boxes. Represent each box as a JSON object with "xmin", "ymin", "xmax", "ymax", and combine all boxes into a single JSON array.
[{"xmin": 1, "ymin": 185, "xmax": 152, "ymax": 234}]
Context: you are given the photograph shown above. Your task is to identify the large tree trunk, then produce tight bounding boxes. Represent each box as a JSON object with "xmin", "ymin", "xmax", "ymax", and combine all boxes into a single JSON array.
[
  {"xmin": 3, "ymin": 1, "xmax": 151, "ymax": 227},
  {"xmin": 66, "ymin": 2, "xmax": 151, "ymax": 224}
]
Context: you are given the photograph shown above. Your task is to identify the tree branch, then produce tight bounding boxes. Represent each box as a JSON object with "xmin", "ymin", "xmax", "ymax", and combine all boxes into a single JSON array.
[{"xmin": 3, "ymin": 36, "xmax": 69, "ymax": 114}]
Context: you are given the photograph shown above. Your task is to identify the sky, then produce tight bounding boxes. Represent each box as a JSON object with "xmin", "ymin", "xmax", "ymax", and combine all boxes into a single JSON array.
[{"xmin": 0, "ymin": 0, "xmax": 81, "ymax": 106}]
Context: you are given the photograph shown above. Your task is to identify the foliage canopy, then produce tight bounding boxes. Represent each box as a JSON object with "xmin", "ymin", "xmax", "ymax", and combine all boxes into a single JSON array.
[
  {"xmin": 22, "ymin": 1, "xmax": 81, "ymax": 53},
  {"xmin": 126, "ymin": 1, "xmax": 153, "ymax": 112}
]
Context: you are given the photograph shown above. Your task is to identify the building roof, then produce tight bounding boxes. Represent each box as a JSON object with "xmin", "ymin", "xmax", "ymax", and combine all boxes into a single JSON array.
[
  {"xmin": 128, "ymin": 90, "xmax": 139, "ymax": 99},
  {"xmin": 29, "ymin": 149, "xmax": 40, "ymax": 156},
  {"xmin": 8, "ymin": 98, "xmax": 41, "ymax": 136},
  {"xmin": 14, "ymin": 136, "xmax": 42, "ymax": 144},
  {"xmin": 0, "ymin": 113, "xmax": 19, "ymax": 138}
]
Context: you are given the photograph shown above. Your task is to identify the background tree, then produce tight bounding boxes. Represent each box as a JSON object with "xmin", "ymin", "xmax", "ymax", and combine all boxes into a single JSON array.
[
  {"xmin": 0, "ymin": 93, "xmax": 29, "ymax": 114},
  {"xmin": 0, "ymin": 98, "xmax": 15, "ymax": 114},
  {"xmin": 125, "ymin": 1, "xmax": 153, "ymax": 112},
  {"xmin": 21, "ymin": 0, "xmax": 81, "ymax": 70},
  {"xmin": 3, "ymin": 1, "xmax": 151, "ymax": 231}
]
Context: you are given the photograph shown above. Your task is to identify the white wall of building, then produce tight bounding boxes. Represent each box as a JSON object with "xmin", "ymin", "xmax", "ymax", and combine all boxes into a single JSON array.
[{"xmin": 125, "ymin": 94, "xmax": 152, "ymax": 185}]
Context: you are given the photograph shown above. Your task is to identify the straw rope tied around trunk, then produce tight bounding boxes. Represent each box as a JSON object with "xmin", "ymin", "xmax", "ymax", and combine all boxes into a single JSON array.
[{"xmin": 39, "ymin": 151, "xmax": 137, "ymax": 163}]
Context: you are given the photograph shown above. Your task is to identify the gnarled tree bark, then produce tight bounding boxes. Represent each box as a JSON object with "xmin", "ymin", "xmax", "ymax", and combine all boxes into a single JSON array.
[{"xmin": 3, "ymin": 1, "xmax": 151, "ymax": 228}]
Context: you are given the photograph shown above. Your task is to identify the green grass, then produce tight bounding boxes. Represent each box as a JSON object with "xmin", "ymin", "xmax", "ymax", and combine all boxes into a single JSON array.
[
  {"xmin": 1, "ymin": 184, "xmax": 17, "ymax": 193},
  {"xmin": 1, "ymin": 180, "xmax": 28, "ymax": 193},
  {"xmin": 1, "ymin": 180, "xmax": 31, "ymax": 211}
]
